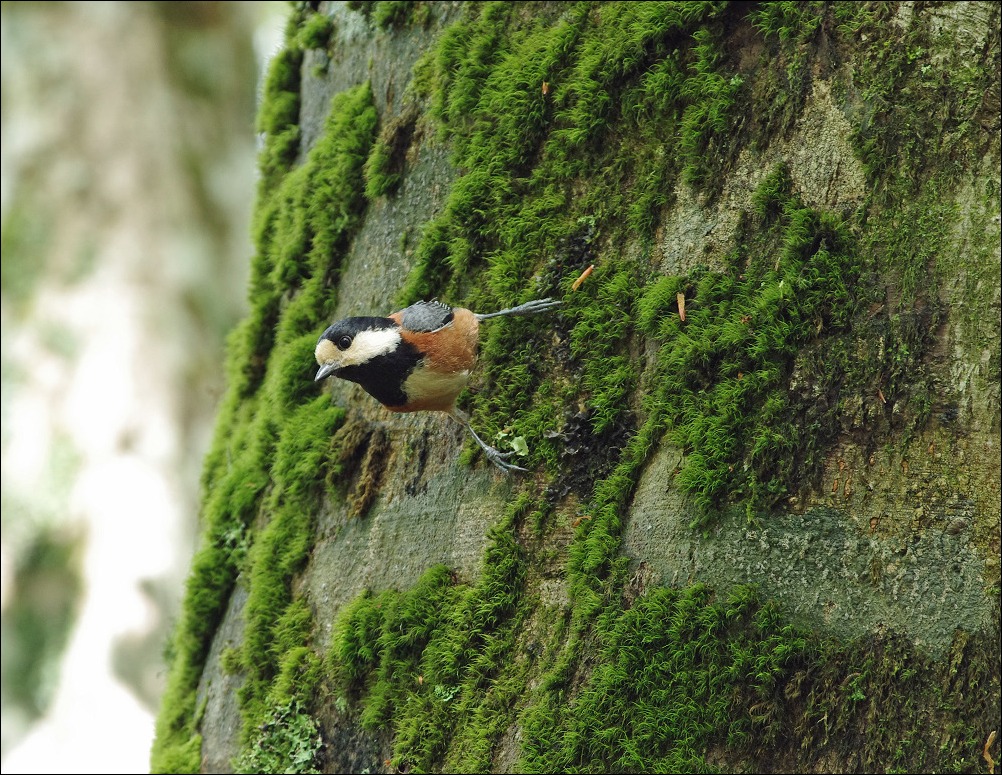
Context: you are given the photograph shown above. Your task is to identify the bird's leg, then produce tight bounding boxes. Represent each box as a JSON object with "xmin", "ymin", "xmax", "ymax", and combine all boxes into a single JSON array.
[
  {"xmin": 474, "ymin": 298, "xmax": 562, "ymax": 321},
  {"xmin": 446, "ymin": 409, "xmax": 529, "ymax": 473},
  {"xmin": 464, "ymin": 423, "xmax": 530, "ymax": 474}
]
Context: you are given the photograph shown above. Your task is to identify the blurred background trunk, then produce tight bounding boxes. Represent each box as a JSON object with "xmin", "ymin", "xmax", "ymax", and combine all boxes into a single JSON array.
[{"xmin": 1, "ymin": 2, "xmax": 283, "ymax": 771}]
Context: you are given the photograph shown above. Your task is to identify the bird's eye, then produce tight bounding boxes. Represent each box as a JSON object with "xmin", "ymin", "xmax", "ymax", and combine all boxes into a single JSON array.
[{"xmin": 336, "ymin": 335, "xmax": 352, "ymax": 350}]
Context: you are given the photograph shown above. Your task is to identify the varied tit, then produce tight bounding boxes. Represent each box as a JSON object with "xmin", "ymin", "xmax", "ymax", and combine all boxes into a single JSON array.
[{"xmin": 314, "ymin": 298, "xmax": 561, "ymax": 472}]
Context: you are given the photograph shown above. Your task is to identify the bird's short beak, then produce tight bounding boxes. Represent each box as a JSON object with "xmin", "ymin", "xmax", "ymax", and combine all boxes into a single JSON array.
[{"xmin": 315, "ymin": 362, "xmax": 340, "ymax": 382}]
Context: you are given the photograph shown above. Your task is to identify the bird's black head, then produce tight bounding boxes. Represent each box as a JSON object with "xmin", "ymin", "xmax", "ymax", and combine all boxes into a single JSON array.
[
  {"xmin": 314, "ymin": 316, "xmax": 401, "ymax": 382},
  {"xmin": 314, "ymin": 315, "xmax": 426, "ymax": 408}
]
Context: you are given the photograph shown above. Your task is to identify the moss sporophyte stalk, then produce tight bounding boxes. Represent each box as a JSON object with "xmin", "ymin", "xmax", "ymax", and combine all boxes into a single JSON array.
[{"xmin": 152, "ymin": 2, "xmax": 1000, "ymax": 773}]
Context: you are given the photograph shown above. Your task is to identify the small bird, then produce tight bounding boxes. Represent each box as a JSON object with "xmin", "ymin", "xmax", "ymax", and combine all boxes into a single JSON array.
[{"xmin": 314, "ymin": 297, "xmax": 561, "ymax": 472}]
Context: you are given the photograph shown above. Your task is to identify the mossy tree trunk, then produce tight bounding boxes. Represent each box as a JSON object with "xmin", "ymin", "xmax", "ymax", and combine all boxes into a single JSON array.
[{"xmin": 153, "ymin": 2, "xmax": 1000, "ymax": 773}]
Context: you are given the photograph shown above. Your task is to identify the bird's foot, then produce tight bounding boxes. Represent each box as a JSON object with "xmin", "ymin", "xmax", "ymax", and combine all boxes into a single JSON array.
[
  {"xmin": 456, "ymin": 416, "xmax": 530, "ymax": 473},
  {"xmin": 475, "ymin": 298, "xmax": 562, "ymax": 320}
]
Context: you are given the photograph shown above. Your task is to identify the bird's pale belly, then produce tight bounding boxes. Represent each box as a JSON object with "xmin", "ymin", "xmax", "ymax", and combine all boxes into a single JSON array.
[{"xmin": 392, "ymin": 367, "xmax": 471, "ymax": 413}]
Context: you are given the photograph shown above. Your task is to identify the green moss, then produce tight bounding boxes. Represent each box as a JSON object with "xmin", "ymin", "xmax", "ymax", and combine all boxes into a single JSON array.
[
  {"xmin": 348, "ymin": 1, "xmax": 426, "ymax": 30},
  {"xmin": 150, "ymin": 734, "xmax": 204, "ymax": 775},
  {"xmin": 151, "ymin": 51, "xmax": 378, "ymax": 769},
  {"xmin": 236, "ymin": 398, "xmax": 344, "ymax": 731},
  {"xmin": 297, "ymin": 10, "xmax": 334, "ymax": 51},
  {"xmin": 521, "ymin": 584, "xmax": 806, "ymax": 772},
  {"xmin": 521, "ymin": 584, "xmax": 998, "ymax": 773},
  {"xmin": 363, "ymin": 104, "xmax": 419, "ymax": 201},
  {"xmin": 639, "ymin": 176, "xmax": 861, "ymax": 522},
  {"xmin": 328, "ymin": 498, "xmax": 533, "ymax": 772},
  {"xmin": 373, "ymin": 1, "xmax": 418, "ymax": 30},
  {"xmin": 159, "ymin": 1, "xmax": 999, "ymax": 773},
  {"xmin": 362, "ymin": 136, "xmax": 399, "ymax": 200},
  {"xmin": 255, "ymin": 46, "xmax": 303, "ymax": 194}
]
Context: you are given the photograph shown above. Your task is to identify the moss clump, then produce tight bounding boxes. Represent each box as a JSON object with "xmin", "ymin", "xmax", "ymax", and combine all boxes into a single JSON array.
[
  {"xmin": 348, "ymin": 1, "xmax": 425, "ymax": 30},
  {"xmin": 255, "ymin": 7, "xmax": 308, "ymax": 198},
  {"xmin": 363, "ymin": 104, "xmax": 419, "ymax": 201},
  {"xmin": 520, "ymin": 584, "xmax": 999, "ymax": 773},
  {"xmin": 297, "ymin": 10, "xmax": 335, "ymax": 52},
  {"xmin": 329, "ymin": 498, "xmax": 532, "ymax": 772},
  {"xmin": 372, "ymin": 1, "xmax": 420, "ymax": 30},
  {"xmin": 521, "ymin": 584, "xmax": 810, "ymax": 772},
  {"xmin": 235, "ymin": 399, "xmax": 344, "ymax": 733},
  {"xmin": 639, "ymin": 163, "xmax": 861, "ymax": 521}
]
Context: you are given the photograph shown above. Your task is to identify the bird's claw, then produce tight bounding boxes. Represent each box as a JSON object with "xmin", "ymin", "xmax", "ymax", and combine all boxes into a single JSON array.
[
  {"xmin": 482, "ymin": 446, "xmax": 529, "ymax": 473},
  {"xmin": 458, "ymin": 419, "xmax": 530, "ymax": 473},
  {"xmin": 475, "ymin": 297, "xmax": 563, "ymax": 321},
  {"xmin": 517, "ymin": 298, "xmax": 562, "ymax": 314}
]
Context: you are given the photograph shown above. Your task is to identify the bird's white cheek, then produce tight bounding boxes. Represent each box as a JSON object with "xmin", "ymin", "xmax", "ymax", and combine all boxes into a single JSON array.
[
  {"xmin": 315, "ymin": 338, "xmax": 339, "ymax": 366},
  {"xmin": 342, "ymin": 328, "xmax": 401, "ymax": 367}
]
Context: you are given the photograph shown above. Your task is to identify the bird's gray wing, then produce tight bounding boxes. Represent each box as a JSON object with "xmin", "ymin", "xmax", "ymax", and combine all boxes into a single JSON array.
[{"xmin": 399, "ymin": 300, "xmax": 455, "ymax": 332}]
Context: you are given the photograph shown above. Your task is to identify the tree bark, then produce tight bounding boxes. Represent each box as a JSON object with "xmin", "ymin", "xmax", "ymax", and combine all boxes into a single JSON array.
[{"xmin": 153, "ymin": 2, "xmax": 1000, "ymax": 772}]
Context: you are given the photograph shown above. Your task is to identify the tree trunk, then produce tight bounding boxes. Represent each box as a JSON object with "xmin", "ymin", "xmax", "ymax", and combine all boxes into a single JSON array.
[{"xmin": 153, "ymin": 2, "xmax": 1001, "ymax": 773}]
